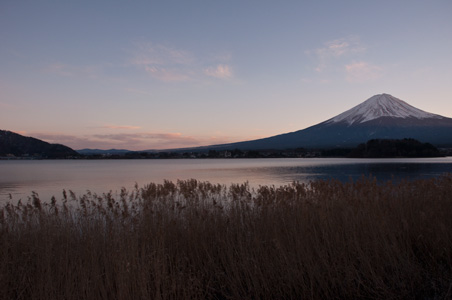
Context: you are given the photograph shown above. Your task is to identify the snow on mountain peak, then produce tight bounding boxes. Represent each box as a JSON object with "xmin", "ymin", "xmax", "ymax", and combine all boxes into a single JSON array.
[{"xmin": 326, "ymin": 94, "xmax": 442, "ymax": 125}]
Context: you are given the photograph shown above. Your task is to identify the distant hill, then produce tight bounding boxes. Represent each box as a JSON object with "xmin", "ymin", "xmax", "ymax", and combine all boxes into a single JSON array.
[
  {"xmin": 191, "ymin": 94, "xmax": 452, "ymax": 151},
  {"xmin": 76, "ymin": 149, "xmax": 132, "ymax": 155},
  {"xmin": 348, "ymin": 138, "xmax": 442, "ymax": 158},
  {"xmin": 0, "ymin": 130, "xmax": 79, "ymax": 158}
]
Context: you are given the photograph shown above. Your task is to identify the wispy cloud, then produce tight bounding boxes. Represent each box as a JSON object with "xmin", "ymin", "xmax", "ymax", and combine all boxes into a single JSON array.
[
  {"xmin": 131, "ymin": 43, "xmax": 194, "ymax": 66},
  {"xmin": 345, "ymin": 61, "xmax": 383, "ymax": 82},
  {"xmin": 307, "ymin": 36, "xmax": 365, "ymax": 72},
  {"xmin": 303, "ymin": 36, "xmax": 384, "ymax": 83},
  {"xmin": 99, "ymin": 124, "xmax": 141, "ymax": 130},
  {"xmin": 29, "ymin": 131, "xmax": 238, "ymax": 150},
  {"xmin": 130, "ymin": 42, "xmax": 233, "ymax": 82},
  {"xmin": 92, "ymin": 132, "xmax": 199, "ymax": 148},
  {"xmin": 130, "ymin": 42, "xmax": 195, "ymax": 82},
  {"xmin": 144, "ymin": 66, "xmax": 192, "ymax": 82},
  {"xmin": 204, "ymin": 64, "xmax": 233, "ymax": 79}
]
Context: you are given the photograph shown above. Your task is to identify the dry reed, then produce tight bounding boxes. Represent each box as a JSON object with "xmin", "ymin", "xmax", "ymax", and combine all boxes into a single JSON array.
[{"xmin": 1, "ymin": 176, "xmax": 452, "ymax": 299}]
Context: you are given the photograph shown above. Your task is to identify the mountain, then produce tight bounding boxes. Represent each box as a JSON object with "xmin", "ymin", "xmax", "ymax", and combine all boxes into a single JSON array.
[
  {"xmin": 0, "ymin": 130, "xmax": 79, "ymax": 158},
  {"xmin": 199, "ymin": 94, "xmax": 452, "ymax": 150}
]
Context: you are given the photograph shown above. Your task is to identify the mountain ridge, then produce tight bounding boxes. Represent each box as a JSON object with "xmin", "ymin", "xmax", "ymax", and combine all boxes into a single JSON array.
[
  {"xmin": 0, "ymin": 130, "xmax": 79, "ymax": 158},
  {"xmin": 190, "ymin": 93, "xmax": 452, "ymax": 150}
]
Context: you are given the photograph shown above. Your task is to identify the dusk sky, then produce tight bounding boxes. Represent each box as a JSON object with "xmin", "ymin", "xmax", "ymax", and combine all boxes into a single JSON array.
[{"xmin": 1, "ymin": 1, "xmax": 452, "ymax": 150}]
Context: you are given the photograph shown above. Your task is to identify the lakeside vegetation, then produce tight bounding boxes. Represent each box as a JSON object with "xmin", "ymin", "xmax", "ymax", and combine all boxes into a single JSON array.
[{"xmin": 2, "ymin": 176, "xmax": 452, "ymax": 299}]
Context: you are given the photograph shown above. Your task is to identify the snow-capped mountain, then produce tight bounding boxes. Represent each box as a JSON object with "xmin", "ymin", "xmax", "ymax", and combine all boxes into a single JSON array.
[
  {"xmin": 202, "ymin": 94, "xmax": 452, "ymax": 150},
  {"xmin": 326, "ymin": 94, "xmax": 442, "ymax": 125}
]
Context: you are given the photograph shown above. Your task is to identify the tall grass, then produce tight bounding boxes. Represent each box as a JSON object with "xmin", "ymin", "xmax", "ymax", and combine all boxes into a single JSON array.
[{"xmin": 1, "ymin": 176, "xmax": 452, "ymax": 299}]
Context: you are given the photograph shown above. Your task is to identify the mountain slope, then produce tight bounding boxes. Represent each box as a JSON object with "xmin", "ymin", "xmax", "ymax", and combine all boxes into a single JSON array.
[
  {"xmin": 0, "ymin": 130, "xmax": 79, "ymax": 158},
  {"xmin": 200, "ymin": 94, "xmax": 452, "ymax": 150}
]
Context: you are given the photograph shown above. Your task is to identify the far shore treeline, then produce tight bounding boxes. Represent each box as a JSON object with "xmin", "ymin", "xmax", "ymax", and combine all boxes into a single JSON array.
[
  {"xmin": 2, "ymin": 130, "xmax": 452, "ymax": 159},
  {"xmin": 76, "ymin": 138, "xmax": 448, "ymax": 159}
]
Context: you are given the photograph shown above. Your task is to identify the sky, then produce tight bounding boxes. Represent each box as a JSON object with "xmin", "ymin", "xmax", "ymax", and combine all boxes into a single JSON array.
[{"xmin": 1, "ymin": 0, "xmax": 452, "ymax": 150}]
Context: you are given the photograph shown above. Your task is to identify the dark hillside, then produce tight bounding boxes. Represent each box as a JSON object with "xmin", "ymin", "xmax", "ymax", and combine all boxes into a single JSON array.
[
  {"xmin": 0, "ymin": 130, "xmax": 79, "ymax": 158},
  {"xmin": 348, "ymin": 138, "xmax": 442, "ymax": 158}
]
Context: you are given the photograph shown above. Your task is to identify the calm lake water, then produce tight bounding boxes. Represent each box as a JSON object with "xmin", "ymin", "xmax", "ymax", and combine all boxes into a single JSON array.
[{"xmin": 1, "ymin": 157, "xmax": 452, "ymax": 203}]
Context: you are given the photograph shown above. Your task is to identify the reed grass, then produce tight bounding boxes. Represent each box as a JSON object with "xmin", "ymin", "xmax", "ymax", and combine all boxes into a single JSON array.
[{"xmin": 1, "ymin": 176, "xmax": 452, "ymax": 299}]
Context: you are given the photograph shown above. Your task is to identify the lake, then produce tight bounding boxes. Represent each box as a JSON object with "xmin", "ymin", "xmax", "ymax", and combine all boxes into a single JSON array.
[{"xmin": 1, "ymin": 157, "xmax": 452, "ymax": 204}]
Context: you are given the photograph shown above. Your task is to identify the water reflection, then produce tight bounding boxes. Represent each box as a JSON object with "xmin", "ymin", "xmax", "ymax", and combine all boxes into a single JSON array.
[
  {"xmin": 198, "ymin": 162, "xmax": 452, "ymax": 187},
  {"xmin": 1, "ymin": 158, "xmax": 451, "ymax": 203},
  {"xmin": 268, "ymin": 162, "xmax": 452, "ymax": 184}
]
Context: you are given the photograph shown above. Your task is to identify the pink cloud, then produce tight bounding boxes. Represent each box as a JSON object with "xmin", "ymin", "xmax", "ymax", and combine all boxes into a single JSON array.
[
  {"xmin": 28, "ymin": 131, "xmax": 240, "ymax": 151},
  {"xmin": 144, "ymin": 66, "xmax": 191, "ymax": 82},
  {"xmin": 91, "ymin": 132, "xmax": 205, "ymax": 149},
  {"xmin": 345, "ymin": 61, "xmax": 383, "ymax": 82},
  {"xmin": 131, "ymin": 43, "xmax": 194, "ymax": 66},
  {"xmin": 308, "ymin": 36, "xmax": 365, "ymax": 72},
  {"xmin": 204, "ymin": 64, "xmax": 233, "ymax": 79},
  {"xmin": 129, "ymin": 43, "xmax": 195, "ymax": 82},
  {"xmin": 99, "ymin": 125, "xmax": 141, "ymax": 130},
  {"xmin": 130, "ymin": 42, "xmax": 234, "ymax": 82}
]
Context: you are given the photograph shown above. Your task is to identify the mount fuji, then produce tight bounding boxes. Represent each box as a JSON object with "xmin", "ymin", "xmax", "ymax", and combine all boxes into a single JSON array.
[{"xmin": 203, "ymin": 94, "xmax": 452, "ymax": 150}]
